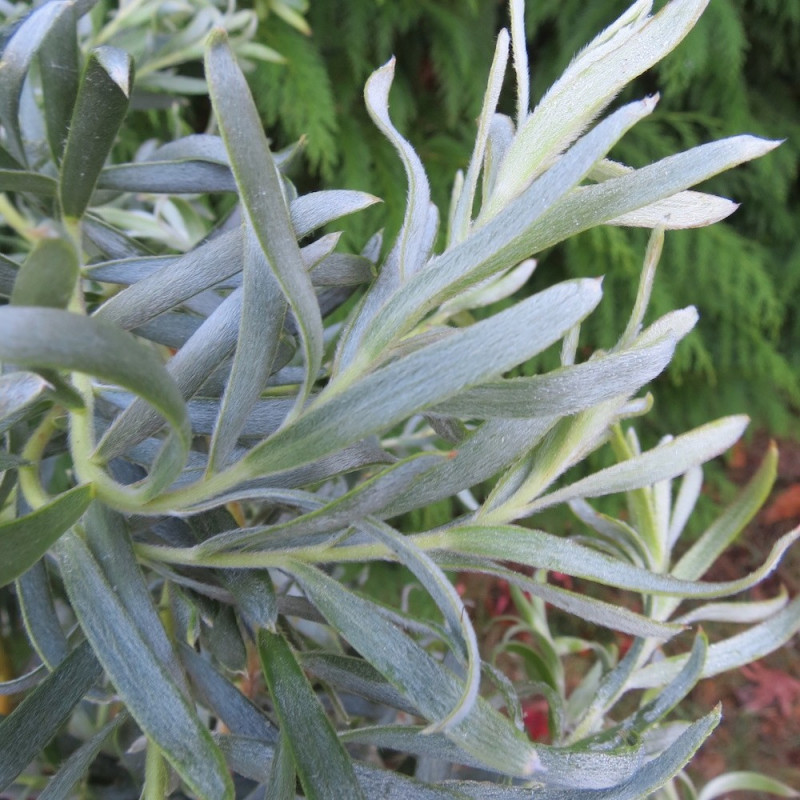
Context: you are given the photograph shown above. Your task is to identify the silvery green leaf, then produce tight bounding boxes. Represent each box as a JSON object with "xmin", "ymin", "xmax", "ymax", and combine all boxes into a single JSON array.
[
  {"xmin": 364, "ymin": 58, "xmax": 433, "ymax": 280},
  {"xmin": 626, "ymin": 633, "xmax": 706, "ymax": 729},
  {"xmin": 290, "ymin": 190, "xmax": 381, "ymax": 235},
  {"xmin": 265, "ymin": 734, "xmax": 296, "ymax": 800},
  {"xmin": 523, "ymin": 415, "xmax": 748, "ymax": 514},
  {"xmin": 83, "ymin": 503, "xmax": 188, "ymax": 692},
  {"xmin": 653, "ymin": 443, "xmax": 778, "ymax": 620},
  {"xmin": 485, "ymin": 0, "xmax": 709, "ymax": 215},
  {"xmin": 437, "ymin": 259, "xmax": 535, "ymax": 318},
  {"xmin": 83, "ymin": 214, "xmax": 152, "ymax": 259},
  {"xmin": 568, "ymin": 639, "xmax": 647, "ymax": 743},
  {"xmin": 449, "ymin": 29, "xmax": 509, "ymax": 245},
  {"xmin": 0, "ymin": 371, "xmax": 48, "ymax": 434},
  {"xmin": 0, "ymin": 252, "xmax": 18, "ymax": 297},
  {"xmin": 150, "ymin": 133, "xmax": 229, "ymax": 164},
  {"xmin": 179, "ymin": 642, "xmax": 278, "ymax": 742},
  {"xmin": 16, "ymin": 561, "xmax": 69, "ymax": 668},
  {"xmin": 299, "ymin": 653, "xmax": 418, "ymax": 715},
  {"xmin": 187, "ymin": 396, "xmax": 293, "ymax": 438},
  {"xmin": 341, "ymin": 724, "xmax": 656, "ymax": 789},
  {"xmin": 0, "ymin": 663, "xmax": 47, "ymax": 696},
  {"xmin": 257, "ymin": 628, "xmax": 366, "ymax": 800},
  {"xmin": 38, "ymin": 713, "xmax": 127, "ymax": 800},
  {"xmin": 288, "ymin": 562, "xmax": 542, "ymax": 778},
  {"xmin": 434, "ymin": 556, "xmax": 680, "ymax": 640},
  {"xmin": 630, "ymin": 593, "xmax": 800, "ymax": 689},
  {"xmin": 434, "ymin": 308, "xmax": 693, "ymax": 419},
  {"xmin": 355, "ymin": 518, "xmax": 481, "ymax": 733},
  {"xmin": 311, "ymin": 253, "xmax": 375, "ymax": 286},
  {"xmin": 417, "ymin": 524, "xmax": 799, "ymax": 600},
  {"xmin": 675, "ymin": 587, "xmax": 790, "ymax": 625},
  {"xmin": 0, "ymin": 0, "xmax": 73, "ymax": 162},
  {"xmin": 482, "ymin": 114, "xmax": 516, "ymax": 203},
  {"xmin": 206, "ymin": 31, "xmax": 322, "ymax": 419},
  {"xmin": 60, "ymin": 46, "xmax": 133, "ymax": 219},
  {"xmin": 242, "ymin": 279, "xmax": 601, "ymax": 479},
  {"xmin": 443, "ymin": 710, "xmax": 718, "ymax": 799},
  {"xmin": 347, "ymin": 98, "xmax": 654, "ymax": 366},
  {"xmin": 11, "ymin": 238, "xmax": 78, "ymax": 309},
  {"xmin": 216, "ymin": 735, "xmax": 467, "ymax": 799},
  {"xmin": 382, "ymin": 417, "xmax": 556, "ymax": 518},
  {"xmin": 98, "ymin": 160, "xmax": 237, "ymax": 193},
  {"xmin": 606, "ymin": 190, "xmax": 739, "ymax": 228},
  {"xmin": 198, "ymin": 454, "xmax": 441, "ymax": 553},
  {"xmin": 0, "ymin": 484, "xmax": 91, "ymax": 588},
  {"xmin": 523, "ymin": 136, "xmax": 781, "ymax": 257},
  {"xmin": 133, "ymin": 312, "xmax": 204, "ymax": 349},
  {"xmin": 208, "ymin": 223, "xmax": 287, "ymax": 471},
  {"xmin": 0, "ymin": 307, "xmax": 190, "ymax": 498},
  {"xmin": 667, "ymin": 465, "xmax": 703, "ymax": 548},
  {"xmin": 696, "ymin": 772, "xmax": 799, "ymax": 800},
  {"xmin": 482, "ymin": 397, "xmax": 625, "ymax": 517},
  {"xmin": 97, "ymin": 288, "xmax": 243, "ymax": 458},
  {"xmin": 0, "ymin": 642, "xmax": 102, "ymax": 793},
  {"xmin": 56, "ymin": 531, "xmax": 233, "ymax": 800},
  {"xmin": 0, "ymin": 168, "xmax": 57, "ymax": 195},
  {"xmin": 673, "ymin": 443, "xmax": 777, "ymax": 581}
]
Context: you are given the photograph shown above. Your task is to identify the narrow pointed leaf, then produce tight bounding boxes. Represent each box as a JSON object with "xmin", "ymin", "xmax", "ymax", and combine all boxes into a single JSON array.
[
  {"xmin": 0, "ymin": 372, "xmax": 49, "ymax": 434},
  {"xmin": 697, "ymin": 772, "xmax": 800, "ymax": 800},
  {"xmin": 0, "ymin": 484, "xmax": 92, "ymax": 588},
  {"xmin": 60, "ymin": 46, "xmax": 133, "ymax": 218},
  {"xmin": 257, "ymin": 628, "xmax": 365, "ymax": 800},
  {"xmin": 434, "ymin": 310, "xmax": 692, "ymax": 418},
  {"xmin": 0, "ymin": 169, "xmax": 58, "ymax": 195},
  {"xmin": 0, "ymin": 1, "xmax": 73, "ymax": 162},
  {"xmin": 352, "ymin": 98, "xmax": 655, "ymax": 364},
  {"xmin": 206, "ymin": 30, "xmax": 322, "ymax": 418},
  {"xmin": 287, "ymin": 562, "xmax": 542, "ymax": 778},
  {"xmin": 364, "ymin": 58, "xmax": 433, "ymax": 280},
  {"xmin": 38, "ymin": 713, "xmax": 127, "ymax": 800},
  {"xmin": 56, "ymin": 531, "xmax": 233, "ymax": 800},
  {"xmin": 10, "ymin": 238, "xmax": 79, "ymax": 309},
  {"xmin": 83, "ymin": 503, "xmax": 188, "ymax": 692},
  {"xmin": 0, "ymin": 307, "xmax": 190, "ymax": 493},
  {"xmin": 38, "ymin": 2, "xmax": 79, "ymax": 162},
  {"xmin": 16, "ymin": 561, "xmax": 69, "ymax": 668},
  {"xmin": 486, "ymin": 0, "xmax": 709, "ymax": 214},
  {"xmin": 417, "ymin": 524, "xmax": 799, "ymax": 600},
  {"xmin": 523, "ymin": 136, "xmax": 781, "ymax": 257},
  {"xmin": 356, "ymin": 519, "xmax": 481, "ymax": 733},
  {"xmin": 523, "ymin": 416, "xmax": 748, "ymax": 514},
  {"xmin": 0, "ymin": 642, "xmax": 102, "ymax": 792},
  {"xmin": 98, "ymin": 160, "xmax": 237, "ymax": 193},
  {"xmin": 179, "ymin": 643, "xmax": 278, "ymax": 742},
  {"xmin": 630, "ymin": 594, "xmax": 800, "ymax": 689},
  {"xmin": 208, "ymin": 224, "xmax": 287, "ymax": 471},
  {"xmin": 243, "ymin": 279, "xmax": 601, "ymax": 478}
]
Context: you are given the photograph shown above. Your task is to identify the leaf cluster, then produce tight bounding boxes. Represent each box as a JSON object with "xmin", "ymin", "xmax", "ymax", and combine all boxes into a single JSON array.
[{"xmin": 0, "ymin": 1, "xmax": 797, "ymax": 798}]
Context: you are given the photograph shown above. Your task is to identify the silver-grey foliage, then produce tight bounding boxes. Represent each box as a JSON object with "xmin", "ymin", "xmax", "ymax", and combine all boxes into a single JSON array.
[{"xmin": 0, "ymin": 0, "xmax": 797, "ymax": 798}]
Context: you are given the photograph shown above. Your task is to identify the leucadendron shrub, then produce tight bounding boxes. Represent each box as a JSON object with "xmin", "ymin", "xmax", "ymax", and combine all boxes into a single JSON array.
[{"xmin": 0, "ymin": 0, "xmax": 798, "ymax": 797}]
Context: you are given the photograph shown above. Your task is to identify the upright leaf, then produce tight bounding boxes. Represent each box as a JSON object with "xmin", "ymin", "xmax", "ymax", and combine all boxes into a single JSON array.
[
  {"xmin": 258, "ymin": 628, "xmax": 365, "ymax": 800},
  {"xmin": 56, "ymin": 531, "xmax": 233, "ymax": 800},
  {"xmin": 59, "ymin": 46, "xmax": 133, "ymax": 219},
  {"xmin": 206, "ymin": 30, "xmax": 323, "ymax": 419},
  {"xmin": 0, "ymin": 642, "xmax": 102, "ymax": 793}
]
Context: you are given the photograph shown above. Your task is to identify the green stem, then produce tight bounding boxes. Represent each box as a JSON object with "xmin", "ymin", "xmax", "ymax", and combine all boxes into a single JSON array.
[{"xmin": 18, "ymin": 409, "xmax": 61, "ymax": 510}]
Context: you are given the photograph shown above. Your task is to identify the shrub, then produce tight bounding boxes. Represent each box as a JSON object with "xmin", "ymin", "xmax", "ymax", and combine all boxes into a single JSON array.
[{"xmin": 0, "ymin": 0, "xmax": 797, "ymax": 797}]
